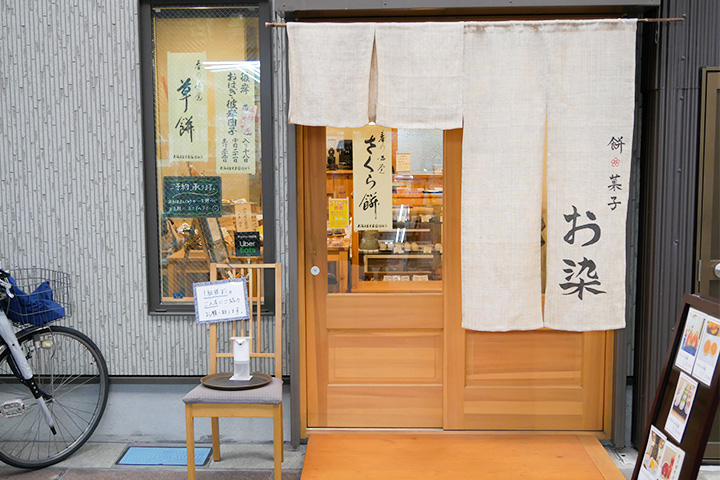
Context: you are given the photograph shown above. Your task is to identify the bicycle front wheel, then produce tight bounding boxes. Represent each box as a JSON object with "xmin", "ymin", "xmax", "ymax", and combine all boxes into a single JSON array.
[{"xmin": 0, "ymin": 325, "xmax": 109, "ymax": 469}]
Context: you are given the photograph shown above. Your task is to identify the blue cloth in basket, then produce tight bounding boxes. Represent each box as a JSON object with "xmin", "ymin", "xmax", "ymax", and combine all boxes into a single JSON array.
[{"xmin": 3, "ymin": 276, "xmax": 65, "ymax": 326}]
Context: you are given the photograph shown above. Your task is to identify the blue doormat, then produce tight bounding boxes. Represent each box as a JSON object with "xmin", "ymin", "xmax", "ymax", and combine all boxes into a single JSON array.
[{"xmin": 117, "ymin": 446, "xmax": 212, "ymax": 466}]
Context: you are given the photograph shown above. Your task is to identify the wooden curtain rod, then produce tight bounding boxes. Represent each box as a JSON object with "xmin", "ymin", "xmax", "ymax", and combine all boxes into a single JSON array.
[
  {"xmin": 637, "ymin": 17, "xmax": 685, "ymax": 23},
  {"xmin": 266, "ymin": 18, "xmax": 684, "ymax": 28}
]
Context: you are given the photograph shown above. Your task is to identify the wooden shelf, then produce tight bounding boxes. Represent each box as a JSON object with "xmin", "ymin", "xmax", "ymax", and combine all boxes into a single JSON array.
[
  {"xmin": 348, "ymin": 280, "xmax": 442, "ymax": 293},
  {"xmin": 393, "ymin": 193, "xmax": 443, "ymax": 206},
  {"xmin": 378, "ymin": 228, "xmax": 432, "ymax": 233},
  {"xmin": 363, "ymin": 253, "xmax": 438, "ymax": 276}
]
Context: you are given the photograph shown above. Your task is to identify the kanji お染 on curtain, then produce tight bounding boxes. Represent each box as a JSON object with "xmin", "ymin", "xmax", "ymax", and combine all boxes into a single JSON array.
[{"xmin": 544, "ymin": 19, "xmax": 637, "ymax": 331}]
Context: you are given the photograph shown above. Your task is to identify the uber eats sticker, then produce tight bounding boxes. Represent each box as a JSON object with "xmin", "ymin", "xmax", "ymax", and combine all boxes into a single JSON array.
[{"xmin": 234, "ymin": 231, "xmax": 261, "ymax": 257}]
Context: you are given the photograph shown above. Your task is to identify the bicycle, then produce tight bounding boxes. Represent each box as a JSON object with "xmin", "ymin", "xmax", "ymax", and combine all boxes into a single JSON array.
[{"xmin": 0, "ymin": 268, "xmax": 109, "ymax": 469}]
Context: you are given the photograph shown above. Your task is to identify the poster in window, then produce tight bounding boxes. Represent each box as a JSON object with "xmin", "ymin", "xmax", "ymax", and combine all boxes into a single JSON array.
[
  {"xmin": 168, "ymin": 53, "xmax": 208, "ymax": 163},
  {"xmin": 328, "ymin": 197, "xmax": 349, "ymax": 229},
  {"xmin": 163, "ymin": 176, "xmax": 222, "ymax": 218},
  {"xmin": 691, "ymin": 314, "xmax": 720, "ymax": 386},
  {"xmin": 215, "ymin": 68, "xmax": 256, "ymax": 174},
  {"xmin": 664, "ymin": 372, "xmax": 698, "ymax": 442},
  {"xmin": 352, "ymin": 125, "xmax": 392, "ymax": 231},
  {"xmin": 235, "ymin": 204, "xmax": 258, "ymax": 232},
  {"xmin": 674, "ymin": 308, "xmax": 706, "ymax": 374}
]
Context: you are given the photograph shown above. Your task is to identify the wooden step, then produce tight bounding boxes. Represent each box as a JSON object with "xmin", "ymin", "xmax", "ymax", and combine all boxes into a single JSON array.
[{"xmin": 301, "ymin": 433, "xmax": 624, "ymax": 480}]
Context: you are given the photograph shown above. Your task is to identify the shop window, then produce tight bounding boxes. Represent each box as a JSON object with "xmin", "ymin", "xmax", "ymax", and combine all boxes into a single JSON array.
[
  {"xmin": 140, "ymin": 1, "xmax": 274, "ymax": 314},
  {"xmin": 325, "ymin": 127, "xmax": 444, "ymax": 293}
]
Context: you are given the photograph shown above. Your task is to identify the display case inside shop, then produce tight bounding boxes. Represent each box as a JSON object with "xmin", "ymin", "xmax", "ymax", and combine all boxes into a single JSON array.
[{"xmin": 326, "ymin": 127, "xmax": 443, "ymax": 293}]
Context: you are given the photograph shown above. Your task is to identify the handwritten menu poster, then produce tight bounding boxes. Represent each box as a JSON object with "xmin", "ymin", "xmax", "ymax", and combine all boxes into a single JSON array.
[
  {"xmin": 193, "ymin": 278, "xmax": 249, "ymax": 324},
  {"xmin": 168, "ymin": 53, "xmax": 208, "ymax": 163},
  {"xmin": 215, "ymin": 69, "xmax": 256, "ymax": 174},
  {"xmin": 234, "ymin": 203, "xmax": 257, "ymax": 232},
  {"xmin": 353, "ymin": 125, "xmax": 392, "ymax": 231}
]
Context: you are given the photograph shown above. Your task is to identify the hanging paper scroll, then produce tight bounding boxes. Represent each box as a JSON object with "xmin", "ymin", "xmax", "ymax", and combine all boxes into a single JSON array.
[
  {"xmin": 216, "ymin": 68, "xmax": 256, "ymax": 174},
  {"xmin": 352, "ymin": 125, "xmax": 392, "ymax": 231},
  {"xmin": 168, "ymin": 53, "xmax": 208, "ymax": 163}
]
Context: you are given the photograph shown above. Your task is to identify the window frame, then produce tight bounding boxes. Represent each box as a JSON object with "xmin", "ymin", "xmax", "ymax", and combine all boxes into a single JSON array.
[{"xmin": 139, "ymin": 0, "xmax": 275, "ymax": 315}]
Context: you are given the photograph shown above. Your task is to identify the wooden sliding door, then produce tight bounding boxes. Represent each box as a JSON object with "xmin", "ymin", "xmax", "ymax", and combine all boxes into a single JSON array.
[
  {"xmin": 443, "ymin": 130, "xmax": 612, "ymax": 432},
  {"xmin": 301, "ymin": 126, "xmax": 445, "ymax": 428},
  {"xmin": 300, "ymin": 126, "xmax": 612, "ymax": 434}
]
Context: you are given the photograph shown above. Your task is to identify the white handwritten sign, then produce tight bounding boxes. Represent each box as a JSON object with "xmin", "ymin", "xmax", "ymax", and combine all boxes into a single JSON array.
[
  {"xmin": 396, "ymin": 153, "xmax": 412, "ymax": 173},
  {"xmin": 193, "ymin": 278, "xmax": 250, "ymax": 324}
]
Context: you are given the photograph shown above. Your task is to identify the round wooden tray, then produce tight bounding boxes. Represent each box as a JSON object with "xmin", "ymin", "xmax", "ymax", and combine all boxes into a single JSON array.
[{"xmin": 201, "ymin": 372, "xmax": 272, "ymax": 391}]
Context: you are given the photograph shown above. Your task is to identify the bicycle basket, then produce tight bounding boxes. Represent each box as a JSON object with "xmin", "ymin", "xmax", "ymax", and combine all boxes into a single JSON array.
[{"xmin": 0, "ymin": 268, "xmax": 71, "ymax": 326}]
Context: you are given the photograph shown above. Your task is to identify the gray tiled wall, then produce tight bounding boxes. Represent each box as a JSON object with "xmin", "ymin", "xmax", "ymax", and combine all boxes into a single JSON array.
[{"xmin": 0, "ymin": 1, "xmax": 291, "ymax": 376}]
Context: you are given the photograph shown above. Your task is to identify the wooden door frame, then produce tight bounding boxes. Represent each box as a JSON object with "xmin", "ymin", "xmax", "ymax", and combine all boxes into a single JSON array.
[
  {"xmin": 696, "ymin": 67, "xmax": 720, "ymax": 460},
  {"xmin": 297, "ymin": 125, "xmax": 307, "ymax": 438},
  {"xmin": 696, "ymin": 67, "xmax": 720, "ymax": 295},
  {"xmin": 443, "ymin": 129, "xmax": 465, "ymax": 428},
  {"xmin": 297, "ymin": 124, "xmax": 324, "ymax": 438}
]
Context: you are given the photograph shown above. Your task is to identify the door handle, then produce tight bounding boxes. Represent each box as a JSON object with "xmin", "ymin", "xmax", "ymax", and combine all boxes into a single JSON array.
[
  {"xmin": 311, "ymin": 266, "xmax": 320, "ymax": 276},
  {"xmin": 715, "ymin": 263, "xmax": 720, "ymax": 279}
]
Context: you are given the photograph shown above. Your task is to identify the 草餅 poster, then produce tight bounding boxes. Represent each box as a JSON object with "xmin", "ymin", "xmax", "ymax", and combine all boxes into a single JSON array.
[{"xmin": 168, "ymin": 53, "xmax": 208, "ymax": 163}]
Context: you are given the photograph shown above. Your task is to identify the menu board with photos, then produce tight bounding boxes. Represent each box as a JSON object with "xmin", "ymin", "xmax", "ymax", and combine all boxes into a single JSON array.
[{"xmin": 632, "ymin": 294, "xmax": 720, "ymax": 480}]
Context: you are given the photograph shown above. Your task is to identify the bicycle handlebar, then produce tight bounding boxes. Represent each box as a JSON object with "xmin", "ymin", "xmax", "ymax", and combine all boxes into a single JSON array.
[{"xmin": 0, "ymin": 270, "xmax": 12, "ymax": 299}]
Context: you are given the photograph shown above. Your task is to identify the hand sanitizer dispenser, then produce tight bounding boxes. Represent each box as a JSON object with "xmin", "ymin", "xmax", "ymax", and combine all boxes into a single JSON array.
[{"xmin": 230, "ymin": 337, "xmax": 251, "ymax": 381}]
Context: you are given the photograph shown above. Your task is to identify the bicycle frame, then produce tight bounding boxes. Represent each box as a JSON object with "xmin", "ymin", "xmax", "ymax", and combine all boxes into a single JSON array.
[{"xmin": 0, "ymin": 291, "xmax": 57, "ymax": 435}]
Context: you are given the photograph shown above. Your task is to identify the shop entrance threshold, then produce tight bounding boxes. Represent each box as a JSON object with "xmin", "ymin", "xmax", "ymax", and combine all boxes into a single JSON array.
[{"xmin": 301, "ymin": 433, "xmax": 624, "ymax": 480}]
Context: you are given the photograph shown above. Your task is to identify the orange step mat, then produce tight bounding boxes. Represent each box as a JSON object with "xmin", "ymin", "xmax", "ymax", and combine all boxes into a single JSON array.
[{"xmin": 301, "ymin": 433, "xmax": 625, "ymax": 480}]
